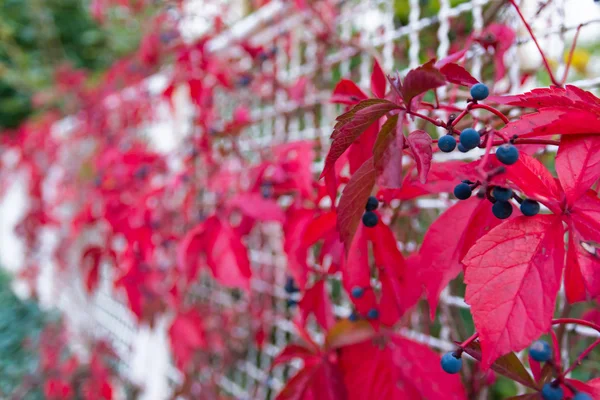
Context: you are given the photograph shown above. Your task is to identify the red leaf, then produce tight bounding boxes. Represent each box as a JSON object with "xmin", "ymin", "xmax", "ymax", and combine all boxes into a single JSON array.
[
  {"xmin": 204, "ymin": 217, "xmax": 252, "ymax": 290},
  {"xmin": 321, "ymin": 99, "xmax": 399, "ymax": 180},
  {"xmin": 168, "ymin": 309, "xmax": 206, "ymax": 371},
  {"xmin": 284, "ymin": 207, "xmax": 315, "ymax": 289},
  {"xmin": 369, "ymin": 224, "xmax": 421, "ymax": 324},
  {"xmin": 406, "ymin": 130, "xmax": 433, "ymax": 183},
  {"xmin": 490, "ymin": 85, "xmax": 600, "ymax": 110},
  {"xmin": 569, "ymin": 191, "xmax": 600, "ymax": 243},
  {"xmin": 372, "ymin": 114, "xmax": 403, "ymax": 188},
  {"xmin": 418, "ymin": 197, "xmax": 504, "ymax": 317},
  {"xmin": 489, "ymin": 153, "xmax": 563, "ymax": 212},
  {"xmin": 342, "ymin": 224, "xmax": 377, "ymax": 314},
  {"xmin": 177, "ymin": 223, "xmax": 207, "ymax": 282},
  {"xmin": 271, "ymin": 344, "xmax": 316, "ymax": 368},
  {"xmin": 81, "ymin": 247, "xmax": 103, "ymax": 294},
  {"xmin": 439, "ymin": 63, "xmax": 479, "ymax": 87},
  {"xmin": 565, "ymin": 225, "xmax": 600, "ymax": 303},
  {"xmin": 556, "ymin": 135, "xmax": 600, "ymax": 205},
  {"xmin": 337, "ymin": 157, "xmax": 377, "ymax": 251},
  {"xmin": 463, "ymin": 215, "xmax": 565, "ymax": 369},
  {"xmin": 339, "ymin": 334, "xmax": 467, "ymax": 400},
  {"xmin": 370, "ymin": 60, "xmax": 386, "ymax": 98},
  {"xmin": 299, "ymin": 280, "xmax": 335, "ymax": 331},
  {"xmin": 401, "ymin": 60, "xmax": 446, "ymax": 110},
  {"xmin": 330, "ymin": 79, "xmax": 368, "ymax": 105},
  {"xmin": 229, "ymin": 193, "xmax": 285, "ymax": 222},
  {"xmin": 500, "ymin": 108, "xmax": 600, "ymax": 139}
]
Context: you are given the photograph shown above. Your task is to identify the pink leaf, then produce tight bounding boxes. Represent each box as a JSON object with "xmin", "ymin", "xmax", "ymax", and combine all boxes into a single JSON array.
[
  {"xmin": 406, "ymin": 130, "xmax": 433, "ymax": 183},
  {"xmin": 500, "ymin": 108, "xmax": 600, "ymax": 138},
  {"xmin": 299, "ymin": 280, "xmax": 335, "ymax": 331},
  {"xmin": 418, "ymin": 197, "xmax": 504, "ymax": 317},
  {"xmin": 229, "ymin": 193, "xmax": 285, "ymax": 222},
  {"xmin": 565, "ymin": 224, "xmax": 600, "ymax": 303},
  {"xmin": 342, "ymin": 224, "xmax": 377, "ymax": 315},
  {"xmin": 337, "ymin": 157, "xmax": 377, "ymax": 251},
  {"xmin": 370, "ymin": 60, "xmax": 386, "ymax": 98},
  {"xmin": 463, "ymin": 215, "xmax": 565, "ymax": 369},
  {"xmin": 168, "ymin": 309, "xmax": 206, "ymax": 372},
  {"xmin": 439, "ymin": 63, "xmax": 479, "ymax": 87},
  {"xmin": 556, "ymin": 135, "xmax": 600, "ymax": 205},
  {"xmin": 569, "ymin": 191, "xmax": 600, "ymax": 244}
]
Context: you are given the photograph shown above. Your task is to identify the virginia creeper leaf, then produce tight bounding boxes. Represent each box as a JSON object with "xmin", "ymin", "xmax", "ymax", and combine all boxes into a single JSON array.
[
  {"xmin": 370, "ymin": 59, "xmax": 386, "ymax": 98},
  {"xmin": 463, "ymin": 215, "xmax": 565, "ymax": 369},
  {"xmin": 401, "ymin": 60, "xmax": 446, "ymax": 110},
  {"xmin": 406, "ymin": 129, "xmax": 433, "ymax": 184},
  {"xmin": 556, "ymin": 135, "xmax": 600, "ymax": 205},
  {"xmin": 439, "ymin": 63, "xmax": 479, "ymax": 87}
]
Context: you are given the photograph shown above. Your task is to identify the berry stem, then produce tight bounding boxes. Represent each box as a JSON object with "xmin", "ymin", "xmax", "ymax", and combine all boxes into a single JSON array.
[
  {"xmin": 508, "ymin": 0, "xmax": 560, "ymax": 87},
  {"xmin": 407, "ymin": 110, "xmax": 446, "ymax": 128},
  {"xmin": 459, "ymin": 332, "xmax": 479, "ymax": 350},
  {"xmin": 491, "ymin": 138, "xmax": 560, "ymax": 146},
  {"xmin": 469, "ymin": 104, "xmax": 510, "ymax": 125},
  {"xmin": 560, "ymin": 337, "xmax": 600, "ymax": 378},
  {"xmin": 476, "ymin": 130, "xmax": 497, "ymax": 180},
  {"xmin": 450, "ymin": 108, "xmax": 470, "ymax": 128}
]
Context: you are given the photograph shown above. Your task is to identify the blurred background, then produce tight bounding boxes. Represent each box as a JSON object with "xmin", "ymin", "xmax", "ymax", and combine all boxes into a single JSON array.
[{"xmin": 0, "ymin": 0, "xmax": 599, "ymax": 399}]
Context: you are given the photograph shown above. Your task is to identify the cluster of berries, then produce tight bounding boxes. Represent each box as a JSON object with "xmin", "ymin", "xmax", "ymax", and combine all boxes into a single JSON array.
[
  {"xmin": 454, "ymin": 182, "xmax": 540, "ymax": 219},
  {"xmin": 347, "ymin": 286, "xmax": 379, "ymax": 321},
  {"xmin": 441, "ymin": 340, "xmax": 592, "ymax": 400}
]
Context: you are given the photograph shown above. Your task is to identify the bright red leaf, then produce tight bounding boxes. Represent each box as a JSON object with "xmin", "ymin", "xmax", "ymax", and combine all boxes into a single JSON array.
[
  {"xmin": 439, "ymin": 63, "xmax": 479, "ymax": 87},
  {"xmin": 556, "ymin": 135, "xmax": 600, "ymax": 205},
  {"xmin": 370, "ymin": 60, "xmax": 386, "ymax": 98},
  {"xmin": 406, "ymin": 129, "xmax": 433, "ymax": 183},
  {"xmin": 401, "ymin": 60, "xmax": 446, "ymax": 110},
  {"xmin": 463, "ymin": 215, "xmax": 565, "ymax": 369}
]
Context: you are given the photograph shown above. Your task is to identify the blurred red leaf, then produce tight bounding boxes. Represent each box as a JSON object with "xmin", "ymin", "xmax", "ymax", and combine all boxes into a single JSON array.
[
  {"xmin": 406, "ymin": 129, "xmax": 433, "ymax": 184},
  {"xmin": 370, "ymin": 60, "xmax": 386, "ymax": 98}
]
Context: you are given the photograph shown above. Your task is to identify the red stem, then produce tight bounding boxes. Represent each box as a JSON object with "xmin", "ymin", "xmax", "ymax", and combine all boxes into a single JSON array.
[
  {"xmin": 561, "ymin": 337, "xmax": 600, "ymax": 378},
  {"xmin": 408, "ymin": 110, "xmax": 446, "ymax": 128},
  {"xmin": 561, "ymin": 24, "xmax": 583, "ymax": 86},
  {"xmin": 508, "ymin": 0, "xmax": 560, "ymax": 87},
  {"xmin": 550, "ymin": 329, "xmax": 563, "ymax": 374},
  {"xmin": 491, "ymin": 138, "xmax": 560, "ymax": 146},
  {"xmin": 477, "ymin": 130, "xmax": 496, "ymax": 180},
  {"xmin": 459, "ymin": 332, "xmax": 479, "ymax": 349},
  {"xmin": 469, "ymin": 104, "xmax": 510, "ymax": 125},
  {"xmin": 552, "ymin": 318, "xmax": 600, "ymax": 333},
  {"xmin": 450, "ymin": 108, "xmax": 470, "ymax": 128}
]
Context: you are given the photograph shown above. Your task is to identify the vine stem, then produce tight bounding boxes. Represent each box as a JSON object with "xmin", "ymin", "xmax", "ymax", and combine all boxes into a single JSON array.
[
  {"xmin": 477, "ymin": 130, "xmax": 497, "ymax": 180},
  {"xmin": 560, "ymin": 337, "xmax": 600, "ymax": 378},
  {"xmin": 508, "ymin": 0, "xmax": 560, "ymax": 87},
  {"xmin": 490, "ymin": 138, "xmax": 560, "ymax": 146},
  {"xmin": 407, "ymin": 110, "xmax": 446, "ymax": 128},
  {"xmin": 560, "ymin": 24, "xmax": 583, "ymax": 86},
  {"xmin": 469, "ymin": 104, "xmax": 510, "ymax": 125},
  {"xmin": 550, "ymin": 329, "xmax": 563, "ymax": 374},
  {"xmin": 459, "ymin": 332, "xmax": 480, "ymax": 349},
  {"xmin": 552, "ymin": 318, "xmax": 600, "ymax": 333}
]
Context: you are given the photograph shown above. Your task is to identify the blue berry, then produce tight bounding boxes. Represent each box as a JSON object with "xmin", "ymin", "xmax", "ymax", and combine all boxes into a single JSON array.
[
  {"xmin": 457, "ymin": 143, "xmax": 468, "ymax": 153},
  {"xmin": 454, "ymin": 183, "xmax": 472, "ymax": 200},
  {"xmin": 541, "ymin": 383, "xmax": 563, "ymax": 400},
  {"xmin": 287, "ymin": 299, "xmax": 298, "ymax": 308},
  {"xmin": 529, "ymin": 340, "xmax": 552, "ymax": 362},
  {"xmin": 521, "ymin": 199, "xmax": 540, "ymax": 217},
  {"xmin": 365, "ymin": 196, "xmax": 379, "ymax": 212},
  {"xmin": 441, "ymin": 352, "xmax": 463, "ymax": 374},
  {"xmin": 470, "ymin": 83, "xmax": 490, "ymax": 101},
  {"xmin": 351, "ymin": 286, "xmax": 364, "ymax": 298},
  {"xmin": 492, "ymin": 201, "xmax": 513, "ymax": 219},
  {"xmin": 496, "ymin": 143, "xmax": 519, "ymax": 165},
  {"xmin": 362, "ymin": 211, "xmax": 378, "ymax": 228},
  {"xmin": 349, "ymin": 311, "xmax": 359, "ymax": 322},
  {"xmin": 493, "ymin": 187, "xmax": 513, "ymax": 202},
  {"xmin": 573, "ymin": 393, "xmax": 592, "ymax": 400},
  {"xmin": 438, "ymin": 135, "xmax": 457, "ymax": 153},
  {"xmin": 367, "ymin": 308, "xmax": 379, "ymax": 320},
  {"xmin": 284, "ymin": 277, "xmax": 299, "ymax": 294},
  {"xmin": 460, "ymin": 128, "xmax": 480, "ymax": 150}
]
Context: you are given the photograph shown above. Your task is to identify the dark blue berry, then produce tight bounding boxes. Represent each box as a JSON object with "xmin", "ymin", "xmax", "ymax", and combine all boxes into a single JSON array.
[
  {"xmin": 493, "ymin": 187, "xmax": 513, "ymax": 202},
  {"xmin": 529, "ymin": 340, "xmax": 552, "ymax": 362},
  {"xmin": 541, "ymin": 383, "xmax": 563, "ymax": 400},
  {"xmin": 438, "ymin": 135, "xmax": 457, "ymax": 153},
  {"xmin": 521, "ymin": 199, "xmax": 540, "ymax": 217},
  {"xmin": 492, "ymin": 201, "xmax": 513, "ymax": 219},
  {"xmin": 457, "ymin": 143, "xmax": 468, "ymax": 153},
  {"xmin": 367, "ymin": 308, "xmax": 379, "ymax": 320},
  {"xmin": 441, "ymin": 352, "xmax": 462, "ymax": 374},
  {"xmin": 496, "ymin": 143, "xmax": 519, "ymax": 165},
  {"xmin": 349, "ymin": 311, "xmax": 359, "ymax": 322},
  {"xmin": 460, "ymin": 128, "xmax": 480, "ymax": 150},
  {"xmin": 351, "ymin": 286, "xmax": 364, "ymax": 298},
  {"xmin": 454, "ymin": 183, "xmax": 472, "ymax": 200},
  {"xmin": 284, "ymin": 277, "xmax": 299, "ymax": 294},
  {"xmin": 470, "ymin": 83, "xmax": 490, "ymax": 101},
  {"xmin": 362, "ymin": 211, "xmax": 378, "ymax": 228},
  {"xmin": 573, "ymin": 393, "xmax": 592, "ymax": 400},
  {"xmin": 365, "ymin": 196, "xmax": 379, "ymax": 211}
]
